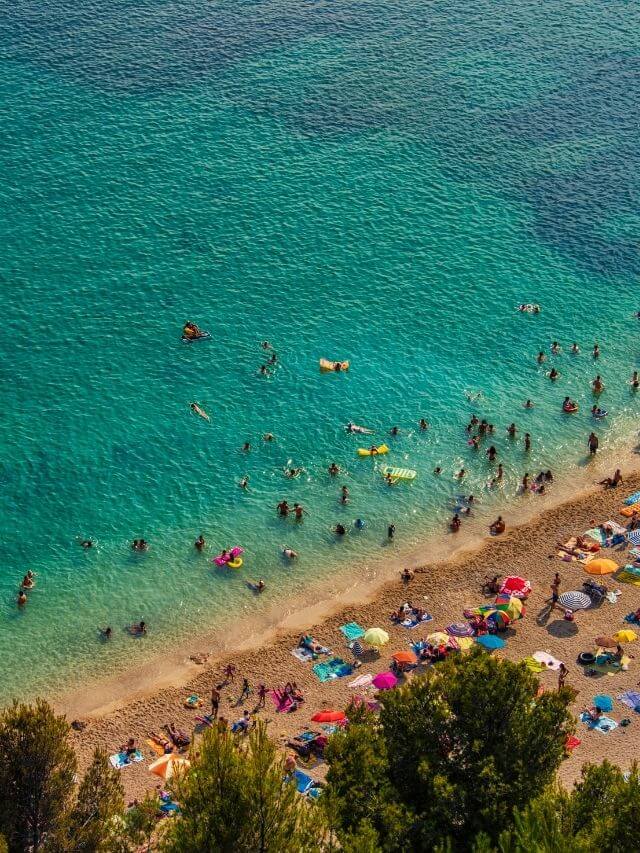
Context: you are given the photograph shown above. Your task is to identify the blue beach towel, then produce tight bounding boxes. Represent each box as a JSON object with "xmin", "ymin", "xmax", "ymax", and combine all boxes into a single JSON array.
[
  {"xmin": 618, "ymin": 691, "xmax": 640, "ymax": 711},
  {"xmin": 624, "ymin": 613, "xmax": 640, "ymax": 625},
  {"xmin": 313, "ymin": 657, "xmax": 353, "ymax": 683},
  {"xmin": 109, "ymin": 750, "xmax": 143, "ymax": 769},
  {"xmin": 293, "ymin": 770, "xmax": 313, "ymax": 793},
  {"xmin": 580, "ymin": 712, "xmax": 618, "ymax": 733},
  {"xmin": 340, "ymin": 622, "xmax": 365, "ymax": 641},
  {"xmin": 625, "ymin": 491, "xmax": 640, "ymax": 505}
]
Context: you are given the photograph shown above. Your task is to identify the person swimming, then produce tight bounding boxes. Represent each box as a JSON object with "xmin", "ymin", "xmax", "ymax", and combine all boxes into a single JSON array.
[
  {"xmin": 21, "ymin": 572, "xmax": 34, "ymax": 589},
  {"xmin": 239, "ymin": 476, "xmax": 250, "ymax": 489},
  {"xmin": 455, "ymin": 468, "xmax": 466, "ymax": 479},
  {"xmin": 433, "ymin": 466, "xmax": 442, "ymax": 475},
  {"xmin": 334, "ymin": 523, "xmax": 346, "ymax": 536},
  {"xmin": 99, "ymin": 626, "xmax": 113, "ymax": 639},
  {"xmin": 592, "ymin": 375, "xmax": 605, "ymax": 393},
  {"xmin": 389, "ymin": 426, "xmax": 400, "ymax": 436},
  {"xmin": 632, "ymin": 371, "xmax": 639, "ymax": 389},
  {"xmin": 328, "ymin": 462, "xmax": 340, "ymax": 476},
  {"xmin": 551, "ymin": 341, "xmax": 561, "ymax": 355},
  {"xmin": 354, "ymin": 518, "xmax": 365, "ymax": 530},
  {"xmin": 507, "ymin": 423, "xmax": 517, "ymax": 437},
  {"xmin": 129, "ymin": 621, "xmax": 147, "ymax": 635},
  {"xmin": 17, "ymin": 590, "xmax": 27, "ymax": 607},
  {"xmin": 524, "ymin": 399, "xmax": 534, "ymax": 408},
  {"xmin": 486, "ymin": 446, "xmax": 497, "ymax": 461},
  {"xmin": 282, "ymin": 547, "xmax": 298, "ymax": 559},
  {"xmin": 548, "ymin": 367, "xmax": 559, "ymax": 380},
  {"xmin": 277, "ymin": 500, "xmax": 290, "ymax": 517},
  {"xmin": 537, "ymin": 351, "xmax": 546, "ymax": 364},
  {"xmin": 195, "ymin": 535, "xmax": 206, "ymax": 552},
  {"xmin": 262, "ymin": 433, "xmax": 275, "ymax": 442},
  {"xmin": 284, "ymin": 467, "xmax": 303, "ymax": 478},
  {"xmin": 571, "ymin": 342, "xmax": 580, "ymax": 354},
  {"xmin": 241, "ymin": 442, "xmax": 251, "ymax": 452},
  {"xmin": 340, "ymin": 485, "xmax": 349, "ymax": 503},
  {"xmin": 189, "ymin": 402, "xmax": 210, "ymax": 421},
  {"xmin": 419, "ymin": 418, "xmax": 429, "ymax": 430},
  {"xmin": 593, "ymin": 342, "xmax": 600, "ymax": 359},
  {"xmin": 261, "ymin": 341, "xmax": 272, "ymax": 350},
  {"xmin": 79, "ymin": 539, "xmax": 94, "ymax": 548},
  {"xmin": 131, "ymin": 539, "xmax": 149, "ymax": 551}
]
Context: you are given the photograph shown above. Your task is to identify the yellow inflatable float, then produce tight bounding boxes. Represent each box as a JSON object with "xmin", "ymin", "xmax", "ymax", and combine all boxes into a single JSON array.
[
  {"xmin": 357, "ymin": 444, "xmax": 389, "ymax": 457},
  {"xmin": 381, "ymin": 466, "xmax": 416, "ymax": 481},
  {"xmin": 319, "ymin": 358, "xmax": 349, "ymax": 373}
]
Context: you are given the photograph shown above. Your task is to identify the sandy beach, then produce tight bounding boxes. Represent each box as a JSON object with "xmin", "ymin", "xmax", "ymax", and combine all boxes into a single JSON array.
[{"xmin": 52, "ymin": 460, "xmax": 640, "ymax": 802}]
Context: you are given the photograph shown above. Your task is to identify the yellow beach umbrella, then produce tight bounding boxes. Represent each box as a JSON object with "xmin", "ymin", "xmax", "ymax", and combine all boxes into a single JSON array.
[
  {"xmin": 496, "ymin": 596, "xmax": 523, "ymax": 619},
  {"xmin": 149, "ymin": 753, "xmax": 190, "ymax": 780},
  {"xmin": 363, "ymin": 627, "xmax": 390, "ymax": 647},
  {"xmin": 613, "ymin": 629, "xmax": 638, "ymax": 643},
  {"xmin": 453, "ymin": 636, "xmax": 474, "ymax": 651},
  {"xmin": 426, "ymin": 632, "xmax": 450, "ymax": 646},
  {"xmin": 584, "ymin": 558, "xmax": 618, "ymax": 575}
]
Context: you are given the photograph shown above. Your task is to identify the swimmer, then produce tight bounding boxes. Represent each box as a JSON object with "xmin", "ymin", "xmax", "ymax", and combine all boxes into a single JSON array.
[
  {"xmin": 267, "ymin": 352, "xmax": 278, "ymax": 365},
  {"xmin": 258, "ymin": 364, "xmax": 270, "ymax": 376},
  {"xmin": 21, "ymin": 573, "xmax": 34, "ymax": 590},
  {"xmin": 284, "ymin": 467, "xmax": 303, "ymax": 478},
  {"xmin": 262, "ymin": 433, "xmax": 275, "ymax": 442},
  {"xmin": 333, "ymin": 523, "xmax": 346, "ymax": 536},
  {"xmin": 341, "ymin": 485, "xmax": 349, "ymax": 503},
  {"xmin": 189, "ymin": 402, "xmax": 210, "ymax": 421},
  {"xmin": 293, "ymin": 503, "xmax": 306, "ymax": 521},
  {"xmin": 537, "ymin": 351, "xmax": 546, "ymax": 364},
  {"xmin": 239, "ymin": 476, "xmax": 250, "ymax": 490},
  {"xmin": 256, "ymin": 579, "xmax": 266, "ymax": 592},
  {"xmin": 592, "ymin": 375, "xmax": 605, "ymax": 393},
  {"xmin": 548, "ymin": 367, "xmax": 559, "ymax": 380},
  {"xmin": 129, "ymin": 621, "xmax": 146, "ymax": 635},
  {"xmin": 524, "ymin": 399, "xmax": 534, "ymax": 408},
  {"xmin": 571, "ymin": 342, "xmax": 580, "ymax": 354},
  {"xmin": 469, "ymin": 436, "xmax": 480, "ymax": 450},
  {"xmin": 551, "ymin": 341, "xmax": 561, "ymax": 355},
  {"xmin": 465, "ymin": 390, "xmax": 483, "ymax": 402},
  {"xmin": 261, "ymin": 341, "xmax": 272, "ymax": 350},
  {"xmin": 346, "ymin": 422, "xmax": 374, "ymax": 435},
  {"xmin": 354, "ymin": 518, "xmax": 366, "ymax": 530},
  {"xmin": 241, "ymin": 442, "xmax": 251, "ymax": 452},
  {"xmin": 455, "ymin": 468, "xmax": 466, "ymax": 479},
  {"xmin": 282, "ymin": 547, "xmax": 298, "ymax": 559},
  {"xmin": 433, "ymin": 466, "xmax": 442, "ymax": 475},
  {"xmin": 79, "ymin": 539, "xmax": 94, "ymax": 549},
  {"xmin": 389, "ymin": 426, "xmax": 400, "ymax": 436},
  {"xmin": 384, "ymin": 472, "xmax": 397, "ymax": 486},
  {"xmin": 593, "ymin": 342, "xmax": 600, "ymax": 359},
  {"xmin": 328, "ymin": 462, "xmax": 340, "ymax": 476},
  {"xmin": 632, "ymin": 371, "xmax": 639, "ymax": 390},
  {"xmin": 478, "ymin": 420, "xmax": 488, "ymax": 436},
  {"xmin": 507, "ymin": 423, "xmax": 517, "ymax": 438},
  {"xmin": 195, "ymin": 535, "xmax": 206, "ymax": 552},
  {"xmin": 419, "ymin": 418, "xmax": 429, "ymax": 430},
  {"xmin": 277, "ymin": 500, "xmax": 290, "ymax": 517},
  {"xmin": 486, "ymin": 446, "xmax": 497, "ymax": 462},
  {"xmin": 131, "ymin": 539, "xmax": 149, "ymax": 552},
  {"xmin": 524, "ymin": 433, "xmax": 531, "ymax": 451},
  {"xmin": 99, "ymin": 626, "xmax": 113, "ymax": 640},
  {"xmin": 17, "ymin": 590, "xmax": 27, "ymax": 607}
]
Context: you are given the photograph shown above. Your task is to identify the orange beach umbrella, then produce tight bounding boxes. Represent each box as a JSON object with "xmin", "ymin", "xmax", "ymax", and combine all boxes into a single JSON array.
[
  {"xmin": 149, "ymin": 753, "xmax": 190, "ymax": 780},
  {"xmin": 584, "ymin": 558, "xmax": 618, "ymax": 575},
  {"xmin": 392, "ymin": 650, "xmax": 418, "ymax": 665}
]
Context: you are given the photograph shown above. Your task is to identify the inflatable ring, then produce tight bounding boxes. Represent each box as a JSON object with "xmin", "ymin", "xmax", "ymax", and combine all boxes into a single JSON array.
[
  {"xmin": 577, "ymin": 651, "xmax": 595, "ymax": 666},
  {"xmin": 227, "ymin": 558, "xmax": 243, "ymax": 569}
]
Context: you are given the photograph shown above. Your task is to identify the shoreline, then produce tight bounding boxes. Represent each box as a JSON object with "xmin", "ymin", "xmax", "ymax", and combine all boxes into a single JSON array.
[
  {"xmin": 54, "ymin": 438, "xmax": 635, "ymax": 719},
  {"xmin": 55, "ymin": 452, "xmax": 640, "ymax": 801}
]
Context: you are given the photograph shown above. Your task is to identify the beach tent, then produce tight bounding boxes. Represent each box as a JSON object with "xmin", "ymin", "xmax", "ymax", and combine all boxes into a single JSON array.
[
  {"xmin": 149, "ymin": 754, "xmax": 190, "ymax": 780},
  {"xmin": 584, "ymin": 558, "xmax": 618, "ymax": 575},
  {"xmin": 613, "ymin": 629, "xmax": 638, "ymax": 643},
  {"xmin": 364, "ymin": 627, "xmax": 390, "ymax": 647},
  {"xmin": 372, "ymin": 671, "xmax": 398, "ymax": 690}
]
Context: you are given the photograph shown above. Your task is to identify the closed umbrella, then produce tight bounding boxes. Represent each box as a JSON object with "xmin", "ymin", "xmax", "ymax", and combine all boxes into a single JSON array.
[
  {"xmin": 558, "ymin": 591, "xmax": 591, "ymax": 611},
  {"xmin": 392, "ymin": 650, "xmax": 418, "ymax": 664},
  {"xmin": 446, "ymin": 622, "xmax": 475, "ymax": 637},
  {"xmin": 584, "ymin": 558, "xmax": 618, "ymax": 575},
  {"xmin": 476, "ymin": 634, "xmax": 506, "ymax": 650},
  {"xmin": 595, "ymin": 636, "xmax": 617, "ymax": 648},
  {"xmin": 311, "ymin": 710, "xmax": 346, "ymax": 723},
  {"xmin": 613, "ymin": 629, "xmax": 638, "ymax": 643},
  {"xmin": 372, "ymin": 671, "xmax": 398, "ymax": 690},
  {"xmin": 593, "ymin": 694, "xmax": 614, "ymax": 712},
  {"xmin": 364, "ymin": 627, "xmax": 390, "ymax": 647},
  {"xmin": 149, "ymin": 754, "xmax": 190, "ymax": 780}
]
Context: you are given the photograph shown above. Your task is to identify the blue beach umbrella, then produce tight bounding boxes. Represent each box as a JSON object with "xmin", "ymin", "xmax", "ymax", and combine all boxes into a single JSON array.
[
  {"xmin": 475, "ymin": 635, "xmax": 506, "ymax": 650},
  {"xmin": 593, "ymin": 694, "xmax": 614, "ymax": 712}
]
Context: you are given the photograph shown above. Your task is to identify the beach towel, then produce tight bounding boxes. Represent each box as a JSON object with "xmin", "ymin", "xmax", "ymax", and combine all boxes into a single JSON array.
[
  {"xmin": 291, "ymin": 647, "xmax": 314, "ymax": 663},
  {"xmin": 533, "ymin": 652, "xmax": 564, "ymax": 671},
  {"xmin": 618, "ymin": 690, "xmax": 640, "ymax": 711},
  {"xmin": 625, "ymin": 491, "xmax": 640, "ymax": 506},
  {"xmin": 585, "ymin": 528, "xmax": 606, "ymax": 545},
  {"xmin": 313, "ymin": 657, "xmax": 353, "ymax": 683},
  {"xmin": 624, "ymin": 613, "xmax": 640, "ymax": 625},
  {"xmin": 620, "ymin": 505, "xmax": 640, "ymax": 518},
  {"xmin": 270, "ymin": 690, "xmax": 294, "ymax": 713},
  {"xmin": 348, "ymin": 673, "xmax": 373, "ymax": 689},
  {"xmin": 340, "ymin": 622, "xmax": 365, "ymax": 641},
  {"xmin": 606, "ymin": 521, "xmax": 627, "ymax": 536},
  {"xmin": 146, "ymin": 739, "xmax": 169, "ymax": 756},
  {"xmin": 617, "ymin": 570, "xmax": 640, "ymax": 587},
  {"xmin": 522, "ymin": 656, "xmax": 546, "ymax": 673},
  {"xmin": 580, "ymin": 712, "xmax": 618, "ymax": 733},
  {"xmin": 109, "ymin": 750, "xmax": 143, "ymax": 769},
  {"xmin": 291, "ymin": 770, "xmax": 314, "ymax": 794},
  {"xmin": 400, "ymin": 613, "xmax": 433, "ymax": 628},
  {"xmin": 628, "ymin": 530, "xmax": 640, "ymax": 547}
]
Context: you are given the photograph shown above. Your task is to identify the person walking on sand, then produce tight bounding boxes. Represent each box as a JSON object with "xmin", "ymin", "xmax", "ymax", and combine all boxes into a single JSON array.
[
  {"xmin": 588, "ymin": 432, "xmax": 599, "ymax": 455},
  {"xmin": 550, "ymin": 572, "xmax": 561, "ymax": 610},
  {"xmin": 224, "ymin": 663, "xmax": 236, "ymax": 684},
  {"xmin": 239, "ymin": 678, "xmax": 251, "ymax": 702},
  {"xmin": 256, "ymin": 683, "xmax": 267, "ymax": 709},
  {"xmin": 558, "ymin": 662, "xmax": 568, "ymax": 689},
  {"xmin": 211, "ymin": 686, "xmax": 220, "ymax": 719}
]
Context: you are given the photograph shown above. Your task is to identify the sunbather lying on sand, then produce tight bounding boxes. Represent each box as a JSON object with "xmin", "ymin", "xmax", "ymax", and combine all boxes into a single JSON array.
[
  {"xmin": 165, "ymin": 723, "xmax": 190, "ymax": 748},
  {"xmin": 148, "ymin": 732, "xmax": 174, "ymax": 754}
]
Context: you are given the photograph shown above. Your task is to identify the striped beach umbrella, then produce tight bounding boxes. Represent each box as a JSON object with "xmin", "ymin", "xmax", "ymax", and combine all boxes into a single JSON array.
[
  {"xmin": 558, "ymin": 591, "xmax": 591, "ymax": 611},
  {"xmin": 446, "ymin": 622, "xmax": 475, "ymax": 638}
]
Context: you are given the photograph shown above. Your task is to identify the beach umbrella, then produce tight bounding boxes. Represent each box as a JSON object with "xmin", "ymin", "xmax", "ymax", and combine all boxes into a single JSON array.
[
  {"xmin": 392, "ymin": 650, "xmax": 418, "ymax": 664},
  {"xmin": 149, "ymin": 754, "xmax": 190, "ymax": 780},
  {"xmin": 451, "ymin": 636, "xmax": 474, "ymax": 651},
  {"xmin": 487, "ymin": 611, "xmax": 511, "ymax": 630},
  {"xmin": 372, "ymin": 671, "xmax": 398, "ymax": 690},
  {"xmin": 594, "ymin": 636, "xmax": 617, "ymax": 648},
  {"xmin": 476, "ymin": 634, "xmax": 505, "ymax": 650},
  {"xmin": 614, "ymin": 629, "xmax": 638, "ymax": 643},
  {"xmin": 446, "ymin": 622, "xmax": 475, "ymax": 637},
  {"xmin": 311, "ymin": 710, "xmax": 346, "ymax": 723},
  {"xmin": 426, "ymin": 631, "xmax": 450, "ymax": 646},
  {"xmin": 593, "ymin": 694, "xmax": 614, "ymax": 712},
  {"xmin": 495, "ymin": 595, "xmax": 523, "ymax": 620},
  {"xmin": 558, "ymin": 591, "xmax": 591, "ymax": 611},
  {"xmin": 364, "ymin": 627, "xmax": 390, "ymax": 647},
  {"xmin": 584, "ymin": 558, "xmax": 618, "ymax": 575}
]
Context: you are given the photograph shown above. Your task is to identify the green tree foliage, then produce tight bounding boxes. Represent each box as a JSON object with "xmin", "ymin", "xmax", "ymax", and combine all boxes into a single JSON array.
[
  {"xmin": 163, "ymin": 722, "xmax": 327, "ymax": 852},
  {"xmin": 0, "ymin": 700, "xmax": 77, "ymax": 852},
  {"xmin": 323, "ymin": 704, "xmax": 406, "ymax": 851}
]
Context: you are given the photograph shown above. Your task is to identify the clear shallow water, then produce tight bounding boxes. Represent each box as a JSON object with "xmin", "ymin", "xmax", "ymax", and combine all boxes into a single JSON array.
[{"xmin": 1, "ymin": 0, "xmax": 640, "ymax": 701}]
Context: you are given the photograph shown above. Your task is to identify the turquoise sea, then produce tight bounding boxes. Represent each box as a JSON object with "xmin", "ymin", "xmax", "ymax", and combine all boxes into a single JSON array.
[{"xmin": 1, "ymin": 0, "xmax": 640, "ymax": 702}]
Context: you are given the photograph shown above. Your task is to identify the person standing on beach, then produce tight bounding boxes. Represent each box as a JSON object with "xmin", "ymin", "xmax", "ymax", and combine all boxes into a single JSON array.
[
  {"xmin": 256, "ymin": 683, "xmax": 267, "ymax": 709},
  {"xmin": 211, "ymin": 686, "xmax": 220, "ymax": 719},
  {"xmin": 224, "ymin": 663, "xmax": 236, "ymax": 683},
  {"xmin": 239, "ymin": 678, "xmax": 251, "ymax": 702},
  {"xmin": 588, "ymin": 432, "xmax": 599, "ymax": 455},
  {"xmin": 550, "ymin": 573, "xmax": 561, "ymax": 610},
  {"xmin": 558, "ymin": 663, "xmax": 568, "ymax": 689}
]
